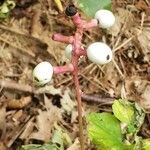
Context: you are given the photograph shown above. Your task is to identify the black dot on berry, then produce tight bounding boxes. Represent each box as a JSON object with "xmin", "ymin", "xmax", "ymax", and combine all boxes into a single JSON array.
[
  {"xmin": 106, "ymin": 55, "xmax": 110, "ymax": 60},
  {"xmin": 65, "ymin": 4, "xmax": 77, "ymax": 16},
  {"xmin": 34, "ymin": 77, "xmax": 39, "ymax": 82}
]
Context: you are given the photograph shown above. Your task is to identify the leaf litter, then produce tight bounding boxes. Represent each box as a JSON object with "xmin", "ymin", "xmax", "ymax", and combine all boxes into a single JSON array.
[{"xmin": 0, "ymin": 0, "xmax": 149, "ymax": 149}]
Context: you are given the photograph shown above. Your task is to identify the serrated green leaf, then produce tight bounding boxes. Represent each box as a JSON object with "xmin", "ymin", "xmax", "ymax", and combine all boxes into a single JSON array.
[
  {"xmin": 112, "ymin": 100, "xmax": 135, "ymax": 124},
  {"xmin": 77, "ymin": 0, "xmax": 111, "ymax": 17},
  {"xmin": 87, "ymin": 112, "xmax": 123, "ymax": 150}
]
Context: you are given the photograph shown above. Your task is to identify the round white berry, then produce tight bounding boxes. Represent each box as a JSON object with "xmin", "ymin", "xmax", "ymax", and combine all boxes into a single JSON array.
[
  {"xmin": 87, "ymin": 42, "xmax": 112, "ymax": 65},
  {"xmin": 95, "ymin": 9, "xmax": 115, "ymax": 28},
  {"xmin": 65, "ymin": 44, "xmax": 73, "ymax": 59},
  {"xmin": 33, "ymin": 61, "xmax": 53, "ymax": 85}
]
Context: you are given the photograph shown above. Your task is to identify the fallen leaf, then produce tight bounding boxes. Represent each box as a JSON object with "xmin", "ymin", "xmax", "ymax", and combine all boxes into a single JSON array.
[
  {"xmin": 124, "ymin": 76, "xmax": 148, "ymax": 102},
  {"xmin": 107, "ymin": 8, "xmax": 135, "ymax": 36},
  {"xmin": 137, "ymin": 28, "xmax": 150, "ymax": 62},
  {"xmin": 7, "ymin": 96, "xmax": 32, "ymax": 109},
  {"xmin": 67, "ymin": 138, "xmax": 80, "ymax": 150},
  {"xmin": 29, "ymin": 96, "xmax": 61, "ymax": 142},
  {"xmin": 135, "ymin": 0, "xmax": 149, "ymax": 10},
  {"xmin": 35, "ymin": 85, "xmax": 62, "ymax": 95},
  {"xmin": 60, "ymin": 88, "xmax": 76, "ymax": 115}
]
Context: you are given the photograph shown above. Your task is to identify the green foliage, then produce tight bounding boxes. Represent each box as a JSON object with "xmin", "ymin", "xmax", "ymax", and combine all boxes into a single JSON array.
[
  {"xmin": 21, "ymin": 143, "xmax": 60, "ymax": 150},
  {"xmin": 0, "ymin": 0, "xmax": 15, "ymax": 19},
  {"xmin": 142, "ymin": 139, "xmax": 150, "ymax": 150},
  {"xmin": 87, "ymin": 112, "xmax": 123, "ymax": 150},
  {"xmin": 112, "ymin": 100, "xmax": 135, "ymax": 124},
  {"xmin": 52, "ymin": 128, "xmax": 64, "ymax": 150},
  {"xmin": 77, "ymin": 0, "xmax": 111, "ymax": 17},
  {"xmin": 113, "ymin": 100, "xmax": 145, "ymax": 135},
  {"xmin": 87, "ymin": 99, "xmax": 146, "ymax": 150}
]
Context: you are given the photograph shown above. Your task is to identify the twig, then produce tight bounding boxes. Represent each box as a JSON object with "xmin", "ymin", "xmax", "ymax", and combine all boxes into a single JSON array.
[
  {"xmin": 0, "ymin": 80, "xmax": 33, "ymax": 93},
  {"xmin": 81, "ymin": 94, "xmax": 114, "ymax": 104}
]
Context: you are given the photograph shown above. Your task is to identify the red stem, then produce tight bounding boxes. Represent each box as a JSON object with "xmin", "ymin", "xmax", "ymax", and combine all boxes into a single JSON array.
[
  {"xmin": 71, "ymin": 28, "xmax": 85, "ymax": 150},
  {"xmin": 51, "ymin": 11, "xmax": 98, "ymax": 150},
  {"xmin": 72, "ymin": 13, "xmax": 82, "ymax": 26},
  {"xmin": 82, "ymin": 19, "xmax": 98, "ymax": 29},
  {"xmin": 53, "ymin": 64, "xmax": 74, "ymax": 74},
  {"xmin": 77, "ymin": 48, "xmax": 87, "ymax": 57},
  {"xmin": 52, "ymin": 34, "xmax": 74, "ymax": 44}
]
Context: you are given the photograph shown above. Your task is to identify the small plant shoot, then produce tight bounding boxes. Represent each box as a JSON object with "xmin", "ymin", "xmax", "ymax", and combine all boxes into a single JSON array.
[{"xmin": 87, "ymin": 100, "xmax": 147, "ymax": 150}]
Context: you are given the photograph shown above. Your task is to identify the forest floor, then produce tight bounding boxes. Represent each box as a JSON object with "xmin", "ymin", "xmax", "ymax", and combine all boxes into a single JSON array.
[{"xmin": 0, "ymin": 0, "xmax": 149, "ymax": 149}]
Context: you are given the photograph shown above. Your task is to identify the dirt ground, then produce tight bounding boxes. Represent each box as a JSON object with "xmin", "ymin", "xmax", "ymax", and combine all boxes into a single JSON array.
[{"xmin": 0, "ymin": 0, "xmax": 149, "ymax": 149}]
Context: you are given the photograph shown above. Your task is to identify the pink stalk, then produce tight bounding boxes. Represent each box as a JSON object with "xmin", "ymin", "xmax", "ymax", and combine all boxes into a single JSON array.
[
  {"xmin": 53, "ymin": 64, "xmax": 74, "ymax": 74},
  {"xmin": 71, "ymin": 28, "xmax": 85, "ymax": 150},
  {"xmin": 52, "ymin": 34, "xmax": 74, "ymax": 44},
  {"xmin": 82, "ymin": 19, "xmax": 98, "ymax": 29},
  {"xmin": 72, "ymin": 13, "xmax": 82, "ymax": 26},
  {"xmin": 77, "ymin": 48, "xmax": 87, "ymax": 57},
  {"xmin": 52, "ymin": 5, "xmax": 98, "ymax": 150}
]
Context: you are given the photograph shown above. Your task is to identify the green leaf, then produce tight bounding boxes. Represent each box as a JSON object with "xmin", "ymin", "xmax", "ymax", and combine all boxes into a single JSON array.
[
  {"xmin": 0, "ymin": 0, "xmax": 16, "ymax": 19},
  {"xmin": 112, "ymin": 100, "xmax": 135, "ymax": 124},
  {"xmin": 21, "ymin": 143, "xmax": 60, "ymax": 150},
  {"xmin": 134, "ymin": 103, "xmax": 145, "ymax": 131},
  {"xmin": 142, "ymin": 139, "xmax": 150, "ymax": 150},
  {"xmin": 52, "ymin": 129, "xmax": 64, "ymax": 150},
  {"xmin": 77, "ymin": 0, "xmax": 111, "ymax": 17},
  {"xmin": 87, "ymin": 112, "xmax": 123, "ymax": 150},
  {"xmin": 112, "ymin": 100, "xmax": 145, "ymax": 135}
]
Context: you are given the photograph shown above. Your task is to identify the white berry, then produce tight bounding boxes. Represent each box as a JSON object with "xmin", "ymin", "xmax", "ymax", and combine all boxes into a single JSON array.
[
  {"xmin": 65, "ymin": 44, "xmax": 73, "ymax": 59},
  {"xmin": 33, "ymin": 61, "xmax": 53, "ymax": 85},
  {"xmin": 95, "ymin": 9, "xmax": 115, "ymax": 28},
  {"xmin": 87, "ymin": 42, "xmax": 112, "ymax": 65}
]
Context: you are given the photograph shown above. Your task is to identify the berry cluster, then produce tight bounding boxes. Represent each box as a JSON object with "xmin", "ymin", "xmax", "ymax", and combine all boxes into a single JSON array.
[
  {"xmin": 33, "ymin": 5, "xmax": 115, "ymax": 149},
  {"xmin": 33, "ymin": 6, "xmax": 115, "ymax": 85}
]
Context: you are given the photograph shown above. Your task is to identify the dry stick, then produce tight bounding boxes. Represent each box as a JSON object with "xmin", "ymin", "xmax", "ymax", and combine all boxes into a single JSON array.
[
  {"xmin": 81, "ymin": 94, "xmax": 114, "ymax": 104},
  {"xmin": 0, "ymin": 79, "xmax": 115, "ymax": 104},
  {"xmin": 0, "ymin": 80, "xmax": 33, "ymax": 93}
]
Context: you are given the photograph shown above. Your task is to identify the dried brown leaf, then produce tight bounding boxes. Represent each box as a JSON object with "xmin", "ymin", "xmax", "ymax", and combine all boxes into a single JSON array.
[
  {"xmin": 60, "ymin": 88, "xmax": 76, "ymax": 115},
  {"xmin": 29, "ymin": 96, "xmax": 61, "ymax": 142},
  {"xmin": 137, "ymin": 28, "xmax": 150, "ymax": 62},
  {"xmin": 7, "ymin": 96, "xmax": 32, "ymax": 109},
  {"xmin": 19, "ymin": 118, "xmax": 35, "ymax": 141},
  {"xmin": 67, "ymin": 138, "xmax": 80, "ymax": 150},
  {"xmin": 135, "ymin": 0, "xmax": 149, "ymax": 10},
  {"xmin": 124, "ymin": 76, "xmax": 149, "ymax": 102},
  {"xmin": 35, "ymin": 85, "xmax": 62, "ymax": 95},
  {"xmin": 107, "ymin": 8, "xmax": 135, "ymax": 36}
]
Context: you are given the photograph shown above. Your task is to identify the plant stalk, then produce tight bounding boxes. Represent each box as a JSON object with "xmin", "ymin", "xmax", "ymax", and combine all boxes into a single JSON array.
[
  {"xmin": 72, "ymin": 58, "xmax": 85, "ymax": 150},
  {"xmin": 72, "ymin": 29, "xmax": 85, "ymax": 150}
]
